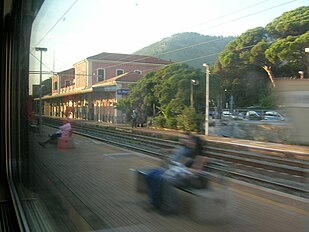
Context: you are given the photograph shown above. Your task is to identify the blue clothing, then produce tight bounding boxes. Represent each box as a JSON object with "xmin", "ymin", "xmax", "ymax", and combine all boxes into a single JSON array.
[
  {"xmin": 146, "ymin": 138, "xmax": 201, "ymax": 212},
  {"xmin": 146, "ymin": 165, "xmax": 193, "ymax": 213},
  {"xmin": 146, "ymin": 168, "xmax": 166, "ymax": 207},
  {"xmin": 170, "ymin": 146, "xmax": 191, "ymax": 162}
]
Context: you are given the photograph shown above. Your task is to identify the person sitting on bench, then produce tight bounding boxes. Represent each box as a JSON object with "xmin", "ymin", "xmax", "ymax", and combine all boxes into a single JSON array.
[
  {"xmin": 145, "ymin": 132, "xmax": 206, "ymax": 214},
  {"xmin": 38, "ymin": 118, "xmax": 72, "ymax": 148}
]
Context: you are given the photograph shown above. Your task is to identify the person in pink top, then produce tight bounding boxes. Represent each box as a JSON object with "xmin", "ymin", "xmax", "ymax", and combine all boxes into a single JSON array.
[{"xmin": 38, "ymin": 118, "xmax": 71, "ymax": 148}]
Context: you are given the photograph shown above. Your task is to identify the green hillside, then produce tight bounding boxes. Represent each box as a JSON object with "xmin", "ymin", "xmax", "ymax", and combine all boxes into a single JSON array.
[{"xmin": 134, "ymin": 32, "xmax": 235, "ymax": 69}]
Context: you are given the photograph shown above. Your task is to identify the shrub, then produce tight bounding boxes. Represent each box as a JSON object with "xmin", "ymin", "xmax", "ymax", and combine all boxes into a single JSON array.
[
  {"xmin": 166, "ymin": 117, "xmax": 178, "ymax": 129},
  {"xmin": 153, "ymin": 115, "xmax": 166, "ymax": 127},
  {"xmin": 177, "ymin": 107, "xmax": 203, "ymax": 132}
]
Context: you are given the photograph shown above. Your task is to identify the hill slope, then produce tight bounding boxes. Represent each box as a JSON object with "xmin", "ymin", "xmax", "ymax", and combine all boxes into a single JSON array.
[{"xmin": 134, "ymin": 32, "xmax": 235, "ymax": 69}]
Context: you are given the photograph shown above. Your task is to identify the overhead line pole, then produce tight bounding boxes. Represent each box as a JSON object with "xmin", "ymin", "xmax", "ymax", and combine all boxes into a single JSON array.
[
  {"xmin": 203, "ymin": 63, "xmax": 210, "ymax": 136},
  {"xmin": 35, "ymin": 47, "xmax": 47, "ymax": 135}
]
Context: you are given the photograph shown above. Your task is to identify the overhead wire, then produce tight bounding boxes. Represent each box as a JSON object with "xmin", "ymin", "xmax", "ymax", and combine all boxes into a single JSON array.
[
  {"xmin": 197, "ymin": 0, "xmax": 298, "ymax": 34},
  {"xmin": 179, "ymin": 0, "xmax": 272, "ymax": 32},
  {"xmin": 39, "ymin": 42, "xmax": 257, "ymax": 78},
  {"xmin": 140, "ymin": 44, "xmax": 259, "ymax": 74},
  {"xmin": 39, "ymin": 11, "xmax": 308, "ymax": 79},
  {"xmin": 32, "ymin": 13, "xmax": 307, "ymax": 81},
  {"xmin": 75, "ymin": 0, "xmax": 301, "ymax": 72},
  {"xmin": 30, "ymin": 51, "xmax": 52, "ymax": 72},
  {"xmin": 30, "ymin": 0, "xmax": 80, "ymax": 80},
  {"xmin": 33, "ymin": 0, "xmax": 80, "ymax": 48},
  {"xmin": 29, "ymin": 0, "xmax": 305, "ymax": 77},
  {"xmin": 130, "ymin": 10, "xmax": 309, "ymax": 74}
]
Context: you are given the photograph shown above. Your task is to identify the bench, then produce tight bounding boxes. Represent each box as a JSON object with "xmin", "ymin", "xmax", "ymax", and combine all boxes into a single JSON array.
[
  {"xmin": 135, "ymin": 168, "xmax": 208, "ymax": 193},
  {"xmin": 135, "ymin": 161, "xmax": 232, "ymax": 221},
  {"xmin": 174, "ymin": 179, "xmax": 232, "ymax": 222}
]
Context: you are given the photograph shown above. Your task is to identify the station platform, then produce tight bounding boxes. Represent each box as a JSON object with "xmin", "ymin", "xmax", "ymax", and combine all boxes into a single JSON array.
[{"xmin": 25, "ymin": 124, "xmax": 309, "ymax": 232}]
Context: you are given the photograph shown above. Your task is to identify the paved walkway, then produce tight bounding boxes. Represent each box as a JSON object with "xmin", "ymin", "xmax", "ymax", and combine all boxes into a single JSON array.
[{"xmin": 24, "ymin": 125, "xmax": 309, "ymax": 232}]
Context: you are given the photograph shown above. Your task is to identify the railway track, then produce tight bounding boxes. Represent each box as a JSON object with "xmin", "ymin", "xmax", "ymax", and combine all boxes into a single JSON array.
[{"xmin": 42, "ymin": 117, "xmax": 309, "ymax": 198}]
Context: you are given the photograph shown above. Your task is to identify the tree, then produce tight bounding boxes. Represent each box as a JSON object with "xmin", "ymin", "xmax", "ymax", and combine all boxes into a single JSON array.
[
  {"xmin": 216, "ymin": 27, "xmax": 276, "ymax": 87},
  {"xmin": 116, "ymin": 63, "xmax": 219, "ymax": 131},
  {"xmin": 116, "ymin": 71, "xmax": 158, "ymax": 123},
  {"xmin": 265, "ymin": 31, "xmax": 309, "ymax": 77},
  {"xmin": 134, "ymin": 32, "xmax": 235, "ymax": 69},
  {"xmin": 265, "ymin": 6, "xmax": 309, "ymax": 39},
  {"xmin": 214, "ymin": 6, "xmax": 309, "ymax": 108},
  {"xmin": 264, "ymin": 6, "xmax": 309, "ymax": 78}
]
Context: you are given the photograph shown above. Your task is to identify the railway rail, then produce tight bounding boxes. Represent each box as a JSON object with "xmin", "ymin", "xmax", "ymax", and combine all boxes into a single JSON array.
[{"xmin": 42, "ymin": 117, "xmax": 309, "ymax": 198}]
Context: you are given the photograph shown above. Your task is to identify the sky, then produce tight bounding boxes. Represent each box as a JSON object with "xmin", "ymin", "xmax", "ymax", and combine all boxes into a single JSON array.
[{"xmin": 29, "ymin": 0, "xmax": 308, "ymax": 87}]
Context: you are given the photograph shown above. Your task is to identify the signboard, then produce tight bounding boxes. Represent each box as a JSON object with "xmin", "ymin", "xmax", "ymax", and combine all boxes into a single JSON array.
[{"xmin": 117, "ymin": 89, "xmax": 129, "ymax": 95}]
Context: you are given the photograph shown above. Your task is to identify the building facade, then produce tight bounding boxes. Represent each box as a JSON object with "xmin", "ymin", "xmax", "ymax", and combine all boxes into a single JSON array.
[{"xmin": 41, "ymin": 52, "xmax": 172, "ymax": 123}]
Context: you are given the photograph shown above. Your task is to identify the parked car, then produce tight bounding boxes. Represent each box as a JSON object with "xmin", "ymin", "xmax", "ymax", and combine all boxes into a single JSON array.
[
  {"xmin": 222, "ymin": 111, "xmax": 231, "ymax": 118},
  {"xmin": 209, "ymin": 111, "xmax": 219, "ymax": 119},
  {"xmin": 230, "ymin": 112, "xmax": 245, "ymax": 120},
  {"xmin": 245, "ymin": 111, "xmax": 262, "ymax": 120},
  {"xmin": 263, "ymin": 111, "xmax": 285, "ymax": 121}
]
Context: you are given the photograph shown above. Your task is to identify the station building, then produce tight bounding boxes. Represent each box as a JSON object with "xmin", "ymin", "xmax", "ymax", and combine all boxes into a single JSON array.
[{"xmin": 40, "ymin": 52, "xmax": 172, "ymax": 123}]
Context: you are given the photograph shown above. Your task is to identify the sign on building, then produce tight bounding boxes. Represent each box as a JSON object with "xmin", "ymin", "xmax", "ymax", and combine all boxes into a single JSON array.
[{"xmin": 117, "ymin": 89, "xmax": 129, "ymax": 95}]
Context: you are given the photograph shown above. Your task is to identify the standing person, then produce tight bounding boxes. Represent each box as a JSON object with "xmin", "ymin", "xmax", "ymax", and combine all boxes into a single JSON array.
[
  {"xmin": 38, "ymin": 118, "xmax": 72, "ymax": 148},
  {"xmin": 131, "ymin": 110, "xmax": 137, "ymax": 128}
]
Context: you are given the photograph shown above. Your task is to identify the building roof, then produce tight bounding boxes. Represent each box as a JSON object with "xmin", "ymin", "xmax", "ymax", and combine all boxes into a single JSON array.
[
  {"xmin": 93, "ymin": 72, "xmax": 142, "ymax": 88},
  {"xmin": 87, "ymin": 52, "xmax": 172, "ymax": 65},
  {"xmin": 57, "ymin": 68, "xmax": 75, "ymax": 76},
  {"xmin": 50, "ymin": 68, "xmax": 75, "ymax": 80},
  {"xmin": 40, "ymin": 87, "xmax": 93, "ymax": 100}
]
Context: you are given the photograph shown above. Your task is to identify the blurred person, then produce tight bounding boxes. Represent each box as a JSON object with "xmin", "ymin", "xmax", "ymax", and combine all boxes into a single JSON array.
[
  {"xmin": 38, "ymin": 118, "xmax": 72, "ymax": 148},
  {"xmin": 169, "ymin": 131, "xmax": 203, "ymax": 167},
  {"xmin": 131, "ymin": 109, "xmax": 137, "ymax": 128},
  {"xmin": 145, "ymin": 132, "xmax": 206, "ymax": 214}
]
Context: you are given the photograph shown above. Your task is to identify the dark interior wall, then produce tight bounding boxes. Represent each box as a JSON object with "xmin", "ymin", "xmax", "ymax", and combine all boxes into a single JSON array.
[{"xmin": 1, "ymin": 0, "xmax": 44, "ymax": 230}]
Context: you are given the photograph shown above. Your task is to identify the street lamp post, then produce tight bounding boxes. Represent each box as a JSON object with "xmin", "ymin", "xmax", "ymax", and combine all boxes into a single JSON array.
[
  {"xmin": 35, "ymin": 47, "xmax": 47, "ymax": 135},
  {"xmin": 190, "ymin": 79, "xmax": 199, "ymax": 108},
  {"xmin": 203, "ymin": 63, "xmax": 210, "ymax": 136},
  {"xmin": 224, "ymin": 89, "xmax": 227, "ymax": 110}
]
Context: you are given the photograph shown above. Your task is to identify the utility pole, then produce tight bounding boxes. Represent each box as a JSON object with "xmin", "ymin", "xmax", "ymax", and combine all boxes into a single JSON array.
[
  {"xmin": 203, "ymin": 63, "xmax": 210, "ymax": 136},
  {"xmin": 305, "ymin": 48, "xmax": 309, "ymax": 78},
  {"xmin": 35, "ymin": 47, "xmax": 47, "ymax": 135}
]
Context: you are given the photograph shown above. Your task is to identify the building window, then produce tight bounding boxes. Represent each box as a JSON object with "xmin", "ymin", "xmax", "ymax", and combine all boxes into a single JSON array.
[
  {"xmin": 116, "ymin": 69, "xmax": 124, "ymax": 76},
  {"xmin": 134, "ymin": 70, "xmax": 142, "ymax": 74},
  {"xmin": 65, "ymin": 80, "xmax": 71, "ymax": 87},
  {"xmin": 54, "ymin": 81, "xmax": 58, "ymax": 90},
  {"xmin": 97, "ymin": 69, "xmax": 105, "ymax": 82}
]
